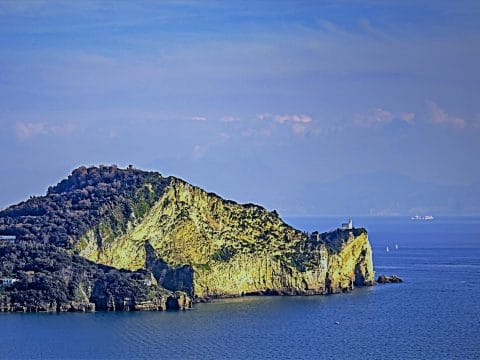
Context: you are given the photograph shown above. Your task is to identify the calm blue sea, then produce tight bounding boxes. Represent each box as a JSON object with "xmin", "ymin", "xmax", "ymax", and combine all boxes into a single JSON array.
[{"xmin": 1, "ymin": 216, "xmax": 479, "ymax": 359}]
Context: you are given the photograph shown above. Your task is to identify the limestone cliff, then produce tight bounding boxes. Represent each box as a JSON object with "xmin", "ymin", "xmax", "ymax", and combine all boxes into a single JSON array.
[
  {"xmin": 72, "ymin": 170, "xmax": 375, "ymax": 299},
  {"xmin": 0, "ymin": 166, "xmax": 374, "ymax": 304}
]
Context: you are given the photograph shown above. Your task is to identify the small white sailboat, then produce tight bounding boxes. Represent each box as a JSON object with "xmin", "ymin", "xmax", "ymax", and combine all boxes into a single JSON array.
[
  {"xmin": 386, "ymin": 246, "xmax": 390, "ymax": 253},
  {"xmin": 395, "ymin": 244, "xmax": 399, "ymax": 250}
]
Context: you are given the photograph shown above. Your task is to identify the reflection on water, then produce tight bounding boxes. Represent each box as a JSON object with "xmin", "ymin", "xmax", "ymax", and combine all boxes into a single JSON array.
[{"xmin": 1, "ymin": 217, "xmax": 479, "ymax": 359}]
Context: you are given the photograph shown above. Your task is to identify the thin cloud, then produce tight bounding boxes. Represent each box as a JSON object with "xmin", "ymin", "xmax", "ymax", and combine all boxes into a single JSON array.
[
  {"xmin": 256, "ymin": 113, "xmax": 270, "ymax": 121},
  {"xmin": 219, "ymin": 132, "xmax": 230, "ymax": 142},
  {"xmin": 354, "ymin": 108, "xmax": 415, "ymax": 127},
  {"xmin": 15, "ymin": 122, "xmax": 48, "ymax": 141},
  {"xmin": 191, "ymin": 116, "xmax": 207, "ymax": 122},
  {"xmin": 257, "ymin": 113, "xmax": 313, "ymax": 124},
  {"xmin": 399, "ymin": 112, "xmax": 415, "ymax": 123},
  {"xmin": 291, "ymin": 123, "xmax": 308, "ymax": 135},
  {"xmin": 354, "ymin": 108, "xmax": 394, "ymax": 127},
  {"xmin": 241, "ymin": 127, "xmax": 272, "ymax": 138},
  {"xmin": 221, "ymin": 115, "xmax": 239, "ymax": 122},
  {"xmin": 14, "ymin": 121, "xmax": 76, "ymax": 141},
  {"xmin": 256, "ymin": 113, "xmax": 313, "ymax": 136},
  {"xmin": 426, "ymin": 100, "xmax": 466, "ymax": 129},
  {"xmin": 50, "ymin": 123, "xmax": 76, "ymax": 136},
  {"xmin": 192, "ymin": 144, "xmax": 208, "ymax": 159}
]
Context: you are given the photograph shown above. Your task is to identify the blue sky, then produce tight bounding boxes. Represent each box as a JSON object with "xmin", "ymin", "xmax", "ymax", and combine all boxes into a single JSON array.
[{"xmin": 1, "ymin": 1, "xmax": 480, "ymax": 214}]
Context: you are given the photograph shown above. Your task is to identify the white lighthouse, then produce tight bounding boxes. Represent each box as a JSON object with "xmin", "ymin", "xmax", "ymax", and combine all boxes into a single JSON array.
[{"xmin": 341, "ymin": 218, "xmax": 353, "ymax": 230}]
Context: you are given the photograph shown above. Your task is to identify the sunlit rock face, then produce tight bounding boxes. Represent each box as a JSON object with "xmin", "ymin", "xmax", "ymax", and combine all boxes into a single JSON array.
[
  {"xmin": 70, "ymin": 168, "xmax": 374, "ymax": 300},
  {"xmin": 0, "ymin": 166, "xmax": 374, "ymax": 302}
]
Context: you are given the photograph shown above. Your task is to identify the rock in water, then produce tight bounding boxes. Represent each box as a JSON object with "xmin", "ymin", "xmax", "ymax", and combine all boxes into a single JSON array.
[
  {"xmin": 376, "ymin": 275, "xmax": 403, "ymax": 283},
  {"xmin": 0, "ymin": 165, "xmax": 375, "ymax": 311}
]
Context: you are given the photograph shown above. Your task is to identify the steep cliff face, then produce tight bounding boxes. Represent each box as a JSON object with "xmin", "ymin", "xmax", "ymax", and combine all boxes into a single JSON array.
[
  {"xmin": 325, "ymin": 231, "xmax": 374, "ymax": 293},
  {"xmin": 0, "ymin": 166, "xmax": 374, "ymax": 304},
  {"xmin": 72, "ymin": 172, "xmax": 375, "ymax": 299}
]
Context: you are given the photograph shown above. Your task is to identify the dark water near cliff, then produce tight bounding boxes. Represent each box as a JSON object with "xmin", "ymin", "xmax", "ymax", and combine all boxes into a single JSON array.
[{"xmin": 1, "ymin": 216, "xmax": 480, "ymax": 359}]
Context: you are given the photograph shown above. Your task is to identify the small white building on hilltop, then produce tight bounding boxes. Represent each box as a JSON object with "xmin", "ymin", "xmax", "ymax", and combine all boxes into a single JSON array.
[
  {"xmin": 1, "ymin": 278, "xmax": 18, "ymax": 286},
  {"xmin": 0, "ymin": 235, "xmax": 16, "ymax": 246},
  {"xmin": 341, "ymin": 218, "xmax": 353, "ymax": 230}
]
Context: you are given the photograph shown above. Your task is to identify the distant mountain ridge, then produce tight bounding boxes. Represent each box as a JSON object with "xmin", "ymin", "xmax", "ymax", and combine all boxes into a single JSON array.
[{"xmin": 277, "ymin": 172, "xmax": 480, "ymax": 216}]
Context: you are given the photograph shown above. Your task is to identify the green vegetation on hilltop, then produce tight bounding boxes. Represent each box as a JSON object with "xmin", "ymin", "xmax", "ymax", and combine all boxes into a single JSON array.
[{"xmin": 0, "ymin": 165, "xmax": 168, "ymax": 248}]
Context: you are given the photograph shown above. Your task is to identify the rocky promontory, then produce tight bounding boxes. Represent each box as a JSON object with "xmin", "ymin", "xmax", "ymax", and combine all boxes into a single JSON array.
[{"xmin": 0, "ymin": 165, "xmax": 374, "ymax": 311}]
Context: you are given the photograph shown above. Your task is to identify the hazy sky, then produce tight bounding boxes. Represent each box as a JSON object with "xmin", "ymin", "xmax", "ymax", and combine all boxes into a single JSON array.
[{"xmin": 1, "ymin": 1, "xmax": 479, "ymax": 214}]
